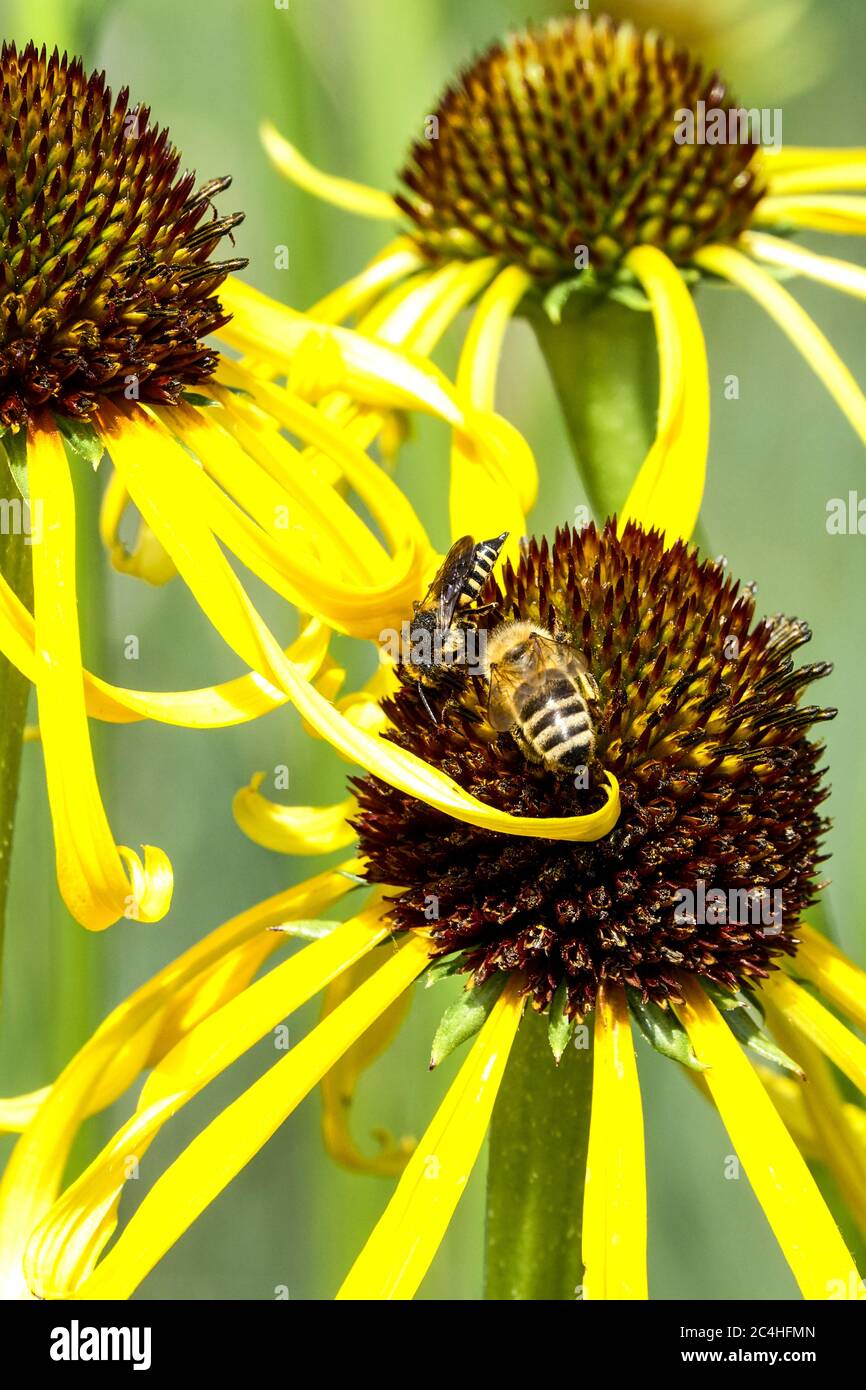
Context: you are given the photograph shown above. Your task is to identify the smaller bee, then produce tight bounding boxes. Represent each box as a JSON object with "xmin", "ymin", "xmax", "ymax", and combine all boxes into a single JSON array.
[
  {"xmin": 482, "ymin": 621, "xmax": 601, "ymax": 770},
  {"xmin": 403, "ymin": 532, "xmax": 507, "ymax": 720}
]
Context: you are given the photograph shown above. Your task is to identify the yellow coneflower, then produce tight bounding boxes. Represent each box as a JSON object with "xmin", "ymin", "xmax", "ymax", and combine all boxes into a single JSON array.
[
  {"xmin": 244, "ymin": 12, "xmax": 866, "ymax": 527},
  {"xmin": 0, "ymin": 41, "xmax": 539, "ymax": 932},
  {"xmin": 2, "ymin": 517, "xmax": 865, "ymax": 1302}
]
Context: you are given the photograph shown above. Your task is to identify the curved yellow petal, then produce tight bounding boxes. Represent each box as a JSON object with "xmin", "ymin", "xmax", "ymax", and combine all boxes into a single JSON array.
[
  {"xmin": 582, "ymin": 983, "xmax": 647, "ymax": 1301},
  {"xmin": 27, "ymin": 416, "xmax": 172, "ymax": 930},
  {"xmin": 786, "ymin": 924, "xmax": 866, "ymax": 1033},
  {"xmin": 768, "ymin": 163, "xmax": 866, "ymax": 195},
  {"xmin": 764, "ymin": 1009, "xmax": 866, "ymax": 1244},
  {"xmin": 621, "ymin": 246, "xmax": 709, "ymax": 544},
  {"xmin": 233, "ymin": 773, "xmax": 356, "ymax": 855},
  {"xmin": 70, "ymin": 934, "xmax": 431, "ymax": 1300},
  {"xmin": 673, "ymin": 976, "xmax": 860, "ymax": 1301},
  {"xmin": 743, "ymin": 231, "xmax": 866, "ymax": 301},
  {"xmin": 696, "ymin": 243, "xmax": 866, "ymax": 447},
  {"xmin": 337, "ymin": 976, "xmax": 524, "ymax": 1299},
  {"xmin": 260, "ymin": 119, "xmax": 399, "ymax": 220},
  {"xmin": 320, "ymin": 952, "xmax": 416, "ymax": 1177},
  {"xmin": 0, "ymin": 1089, "xmax": 49, "ymax": 1134},
  {"xmin": 311, "ymin": 238, "xmax": 426, "ymax": 324},
  {"xmin": 99, "ymin": 470, "xmax": 176, "ymax": 585},
  {"xmin": 762, "ymin": 972, "xmax": 866, "ymax": 1098},
  {"xmin": 25, "ymin": 907, "xmax": 397, "ymax": 1299},
  {"xmin": 0, "ymin": 558, "xmax": 328, "ymax": 728},
  {"xmin": 219, "ymin": 277, "xmax": 467, "ymax": 424},
  {"xmin": 765, "ymin": 147, "xmax": 866, "ymax": 172},
  {"xmin": 96, "ymin": 403, "xmax": 620, "ymax": 842},
  {"xmin": 450, "ymin": 266, "xmax": 538, "ymax": 547},
  {"xmin": 0, "ymin": 862, "xmax": 358, "ymax": 1298},
  {"xmin": 754, "ymin": 194, "xmax": 866, "ymax": 235}
]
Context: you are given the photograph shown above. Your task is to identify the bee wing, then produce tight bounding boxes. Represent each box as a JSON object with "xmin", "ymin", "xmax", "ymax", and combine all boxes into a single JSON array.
[
  {"xmin": 435, "ymin": 536, "xmax": 476, "ymax": 628},
  {"xmin": 486, "ymin": 665, "xmax": 523, "ymax": 731}
]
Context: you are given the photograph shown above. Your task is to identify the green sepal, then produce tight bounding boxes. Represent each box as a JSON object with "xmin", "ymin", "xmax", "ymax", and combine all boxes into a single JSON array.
[
  {"xmin": 55, "ymin": 414, "xmax": 105, "ymax": 471},
  {"xmin": 181, "ymin": 390, "xmax": 218, "ymax": 408},
  {"xmin": 270, "ymin": 918, "xmax": 343, "ymax": 942},
  {"xmin": 627, "ymin": 987, "xmax": 707, "ymax": 1071},
  {"xmin": 429, "ymin": 973, "xmax": 505, "ymax": 1070},
  {"xmin": 1, "ymin": 428, "xmax": 28, "ymax": 499},
  {"xmin": 423, "ymin": 950, "xmax": 471, "ymax": 988},
  {"xmin": 701, "ymin": 980, "xmax": 804, "ymax": 1079},
  {"xmin": 336, "ymin": 870, "xmax": 368, "ymax": 886},
  {"xmin": 547, "ymin": 978, "xmax": 575, "ymax": 1063}
]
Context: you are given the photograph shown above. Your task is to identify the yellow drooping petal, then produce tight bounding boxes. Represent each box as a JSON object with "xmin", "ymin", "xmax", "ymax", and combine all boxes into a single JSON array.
[
  {"xmin": 0, "ymin": 1090, "xmax": 49, "ymax": 1134},
  {"xmin": 673, "ymin": 976, "xmax": 861, "ymax": 1300},
  {"xmin": 220, "ymin": 277, "xmax": 468, "ymax": 425},
  {"xmin": 762, "ymin": 973, "xmax": 866, "ymax": 1099},
  {"xmin": 743, "ymin": 231, "xmax": 866, "ymax": 301},
  {"xmin": 337, "ymin": 976, "xmax": 524, "ymax": 1299},
  {"xmin": 99, "ymin": 469, "xmax": 176, "ymax": 585},
  {"xmin": 260, "ymin": 119, "xmax": 399, "ymax": 220},
  {"xmin": 27, "ymin": 416, "xmax": 173, "ymax": 930},
  {"xmin": 320, "ymin": 951, "xmax": 416, "ymax": 1177},
  {"xmin": 311, "ymin": 238, "xmax": 426, "ymax": 323},
  {"xmin": 764, "ymin": 1010, "xmax": 866, "ymax": 1244},
  {"xmin": 26, "ymin": 908, "xmax": 397, "ymax": 1298},
  {"xmin": 0, "ymin": 551, "xmax": 328, "ymax": 727},
  {"xmin": 450, "ymin": 266, "xmax": 537, "ymax": 547},
  {"xmin": 620, "ymin": 246, "xmax": 709, "ymax": 544},
  {"xmin": 233, "ymin": 773, "xmax": 356, "ymax": 855},
  {"xmin": 94, "ymin": 402, "xmax": 622, "ymax": 842},
  {"xmin": 582, "ymin": 983, "xmax": 647, "ymax": 1301},
  {"xmin": 788, "ymin": 924, "xmax": 866, "ymax": 1033},
  {"xmin": 753, "ymin": 193, "xmax": 866, "ymax": 235},
  {"xmin": 70, "ymin": 935, "xmax": 432, "ymax": 1300},
  {"xmin": 150, "ymin": 399, "xmax": 429, "ymax": 639},
  {"xmin": 765, "ymin": 147, "xmax": 866, "ymax": 172},
  {"xmin": 768, "ymin": 163, "xmax": 866, "ymax": 195},
  {"xmin": 0, "ymin": 860, "xmax": 358, "ymax": 1298},
  {"xmin": 696, "ymin": 243, "xmax": 866, "ymax": 448}
]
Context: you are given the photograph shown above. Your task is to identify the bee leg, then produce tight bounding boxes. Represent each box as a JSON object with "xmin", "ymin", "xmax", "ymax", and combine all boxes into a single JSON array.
[
  {"xmin": 417, "ymin": 683, "xmax": 439, "ymax": 725},
  {"xmin": 579, "ymin": 670, "xmax": 602, "ymax": 705}
]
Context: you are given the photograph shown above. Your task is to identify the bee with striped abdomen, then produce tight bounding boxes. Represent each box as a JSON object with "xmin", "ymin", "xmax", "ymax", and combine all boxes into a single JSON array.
[
  {"xmin": 482, "ymin": 620, "xmax": 600, "ymax": 770},
  {"xmin": 403, "ymin": 532, "xmax": 507, "ymax": 720}
]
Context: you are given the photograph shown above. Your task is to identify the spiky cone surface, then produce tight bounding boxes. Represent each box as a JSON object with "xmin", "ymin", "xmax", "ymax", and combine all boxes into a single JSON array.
[
  {"xmin": 0, "ymin": 41, "xmax": 247, "ymax": 427},
  {"xmin": 397, "ymin": 13, "xmax": 766, "ymax": 278},
  {"xmin": 355, "ymin": 522, "xmax": 835, "ymax": 1018}
]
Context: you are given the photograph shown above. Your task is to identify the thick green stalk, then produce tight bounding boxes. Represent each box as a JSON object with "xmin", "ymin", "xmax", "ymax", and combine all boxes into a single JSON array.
[
  {"xmin": 530, "ymin": 294, "xmax": 659, "ymax": 523},
  {"xmin": 0, "ymin": 524, "xmax": 33, "ymax": 992},
  {"xmin": 484, "ymin": 1008, "xmax": 593, "ymax": 1300}
]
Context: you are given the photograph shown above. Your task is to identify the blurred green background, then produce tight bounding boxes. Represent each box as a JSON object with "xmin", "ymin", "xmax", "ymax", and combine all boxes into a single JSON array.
[{"xmin": 0, "ymin": 0, "xmax": 865, "ymax": 1300}]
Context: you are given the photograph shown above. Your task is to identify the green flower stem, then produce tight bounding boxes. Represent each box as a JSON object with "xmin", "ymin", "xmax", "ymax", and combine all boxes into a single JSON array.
[
  {"xmin": 484, "ymin": 1008, "xmax": 593, "ymax": 1300},
  {"xmin": 530, "ymin": 294, "xmax": 659, "ymax": 523},
  {"xmin": 0, "ymin": 524, "xmax": 33, "ymax": 995}
]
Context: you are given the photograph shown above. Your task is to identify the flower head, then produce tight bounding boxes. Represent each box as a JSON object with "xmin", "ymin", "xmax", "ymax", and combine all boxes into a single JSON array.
[
  {"xmin": 0, "ymin": 42, "xmax": 246, "ymax": 426},
  {"xmin": 357, "ymin": 520, "xmax": 834, "ymax": 1016},
  {"xmin": 396, "ymin": 15, "xmax": 764, "ymax": 275}
]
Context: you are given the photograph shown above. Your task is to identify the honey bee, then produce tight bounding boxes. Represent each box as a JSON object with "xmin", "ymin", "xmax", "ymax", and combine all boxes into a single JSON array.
[
  {"xmin": 403, "ymin": 532, "xmax": 507, "ymax": 720},
  {"xmin": 482, "ymin": 621, "xmax": 601, "ymax": 770}
]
